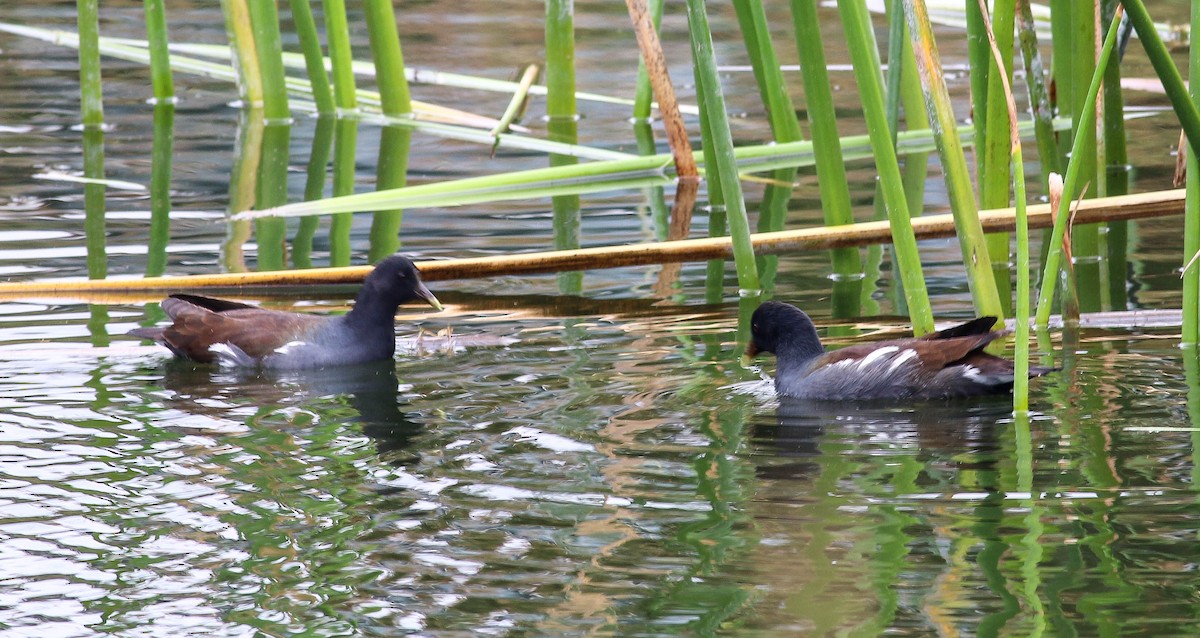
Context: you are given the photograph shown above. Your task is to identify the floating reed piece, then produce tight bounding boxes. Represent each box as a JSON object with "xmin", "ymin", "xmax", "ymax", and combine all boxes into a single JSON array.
[{"xmin": 0, "ymin": 189, "xmax": 1183, "ymax": 297}]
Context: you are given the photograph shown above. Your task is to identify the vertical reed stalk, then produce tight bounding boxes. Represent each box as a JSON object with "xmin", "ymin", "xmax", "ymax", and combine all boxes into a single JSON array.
[
  {"xmin": 547, "ymin": 0, "xmax": 582, "ymax": 293},
  {"xmin": 294, "ymin": 115, "xmax": 334, "ymax": 268},
  {"xmin": 732, "ymin": 0, "xmax": 800, "ymax": 291},
  {"xmin": 369, "ymin": 126, "xmax": 411, "ymax": 261},
  {"xmin": 839, "ymin": 0, "xmax": 931, "ymax": 333},
  {"xmin": 626, "ymin": 0, "xmax": 697, "ymax": 180},
  {"xmin": 247, "ymin": 0, "xmax": 290, "ymax": 121},
  {"xmin": 1101, "ymin": 0, "xmax": 1128, "ymax": 309},
  {"xmin": 976, "ymin": 0, "xmax": 1030, "ymax": 410},
  {"xmin": 1068, "ymin": 1, "xmax": 1101, "ymax": 313},
  {"xmin": 142, "ymin": 0, "xmax": 174, "ymax": 101},
  {"xmin": 790, "ymin": 0, "xmax": 862, "ymax": 277},
  {"xmin": 223, "ymin": 110, "xmax": 263, "ymax": 273},
  {"xmin": 632, "ymin": 0, "xmax": 664, "ymax": 121},
  {"xmin": 364, "ymin": 0, "xmax": 412, "ymax": 115},
  {"xmin": 146, "ymin": 102, "xmax": 175, "ymax": 278},
  {"xmin": 1122, "ymin": 1, "xmax": 1200, "ymax": 153},
  {"xmin": 82, "ymin": 128, "xmax": 106, "ymax": 280},
  {"xmin": 76, "ymin": 0, "xmax": 103, "ymax": 127},
  {"xmin": 255, "ymin": 123, "xmax": 291, "ymax": 270},
  {"xmin": 1016, "ymin": 0, "xmax": 1060, "ymax": 187},
  {"xmin": 686, "ymin": 0, "xmax": 760, "ymax": 294},
  {"xmin": 322, "ymin": 0, "xmax": 357, "ymax": 111},
  {"xmin": 978, "ymin": 0, "xmax": 1015, "ymax": 310},
  {"xmin": 287, "ymin": 0, "xmax": 334, "ymax": 114},
  {"xmin": 1186, "ymin": 0, "xmax": 1200, "ymax": 345},
  {"xmin": 364, "ymin": 0, "xmax": 413, "ymax": 259},
  {"xmin": 902, "ymin": 0, "xmax": 1003, "ymax": 323},
  {"xmin": 220, "ymin": 0, "xmax": 264, "ymax": 108},
  {"xmin": 330, "ymin": 117, "xmax": 358, "ymax": 267},
  {"xmin": 1035, "ymin": 8, "xmax": 1124, "ymax": 328}
]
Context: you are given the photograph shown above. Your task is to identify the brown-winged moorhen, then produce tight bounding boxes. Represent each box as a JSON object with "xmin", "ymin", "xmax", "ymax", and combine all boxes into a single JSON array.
[
  {"xmin": 746, "ymin": 301, "xmax": 1054, "ymax": 400},
  {"xmin": 129, "ymin": 255, "xmax": 442, "ymax": 369}
]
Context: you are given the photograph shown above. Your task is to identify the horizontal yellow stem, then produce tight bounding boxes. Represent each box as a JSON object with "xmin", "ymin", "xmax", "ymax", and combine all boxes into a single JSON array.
[{"xmin": 0, "ymin": 188, "xmax": 1183, "ymax": 300}]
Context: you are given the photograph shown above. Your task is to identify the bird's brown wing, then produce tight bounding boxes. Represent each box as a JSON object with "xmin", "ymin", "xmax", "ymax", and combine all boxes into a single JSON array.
[
  {"xmin": 158, "ymin": 297, "xmax": 325, "ymax": 362},
  {"xmin": 819, "ymin": 330, "xmax": 1004, "ymax": 372}
]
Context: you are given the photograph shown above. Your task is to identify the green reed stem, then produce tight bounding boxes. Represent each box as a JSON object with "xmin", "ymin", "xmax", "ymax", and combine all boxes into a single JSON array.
[
  {"xmin": 330, "ymin": 117, "xmax": 358, "ymax": 267},
  {"xmin": 687, "ymin": 0, "xmax": 759, "ymax": 293},
  {"xmin": 295, "ymin": 115, "xmax": 334, "ymax": 268},
  {"xmin": 82, "ymin": 127, "xmax": 106, "ymax": 280},
  {"xmin": 76, "ymin": 0, "xmax": 103, "ymax": 127},
  {"xmin": 247, "ymin": 0, "xmax": 289, "ymax": 121},
  {"xmin": 364, "ymin": 0, "xmax": 412, "ymax": 115},
  {"xmin": 546, "ymin": 0, "xmax": 582, "ymax": 294},
  {"xmin": 369, "ymin": 126, "xmax": 411, "ymax": 261},
  {"xmin": 1067, "ymin": 2, "xmax": 1099, "ymax": 312},
  {"xmin": 255, "ymin": 123, "xmax": 290, "ymax": 270},
  {"xmin": 632, "ymin": 0, "xmax": 664, "ymax": 120},
  {"xmin": 142, "ymin": 0, "xmax": 174, "ymax": 101},
  {"xmin": 322, "ymin": 0, "xmax": 357, "ymax": 111},
  {"xmin": 964, "ymin": 0, "xmax": 987, "ymax": 170},
  {"xmin": 886, "ymin": 0, "xmax": 929, "ymax": 218},
  {"xmin": 1123, "ymin": 1, "xmax": 1200, "ymax": 156},
  {"xmin": 732, "ymin": 0, "xmax": 799, "ymax": 287},
  {"xmin": 1185, "ymin": 1, "xmax": 1200, "ymax": 345},
  {"xmin": 791, "ymin": 0, "xmax": 862, "ymax": 277},
  {"xmin": 287, "ymin": 0, "xmax": 333, "ymax": 114},
  {"xmin": 1016, "ymin": 0, "xmax": 1060, "ymax": 187},
  {"xmin": 146, "ymin": 103, "xmax": 174, "ymax": 278},
  {"xmin": 902, "ymin": 0, "xmax": 1003, "ymax": 323},
  {"xmin": 1101, "ymin": 0, "xmax": 1128, "ymax": 309},
  {"xmin": 841, "ymin": 0, "xmax": 930, "ymax": 333},
  {"xmin": 1035, "ymin": 8, "xmax": 1123, "ymax": 328},
  {"xmin": 976, "ymin": 0, "xmax": 1029, "ymax": 409},
  {"xmin": 979, "ymin": 0, "xmax": 1015, "ymax": 256},
  {"xmin": 223, "ymin": 0, "xmax": 263, "ymax": 107}
]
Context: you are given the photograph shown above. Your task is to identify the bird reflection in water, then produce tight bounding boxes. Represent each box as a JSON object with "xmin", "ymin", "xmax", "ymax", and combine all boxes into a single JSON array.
[
  {"xmin": 752, "ymin": 397, "xmax": 1016, "ymax": 481},
  {"xmin": 147, "ymin": 359, "xmax": 425, "ymax": 458}
]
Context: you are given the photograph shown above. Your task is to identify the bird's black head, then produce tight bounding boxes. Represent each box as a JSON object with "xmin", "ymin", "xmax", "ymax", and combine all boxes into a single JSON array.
[
  {"xmin": 746, "ymin": 301, "xmax": 823, "ymax": 359},
  {"xmin": 355, "ymin": 255, "xmax": 442, "ymax": 316}
]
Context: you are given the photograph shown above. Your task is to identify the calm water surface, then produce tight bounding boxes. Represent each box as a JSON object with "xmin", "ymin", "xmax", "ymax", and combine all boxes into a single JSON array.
[{"xmin": 1, "ymin": 1, "xmax": 1199, "ymax": 635}]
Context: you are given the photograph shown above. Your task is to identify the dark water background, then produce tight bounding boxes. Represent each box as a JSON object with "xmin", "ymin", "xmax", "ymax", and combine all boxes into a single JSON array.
[{"xmin": 1, "ymin": 1, "xmax": 1199, "ymax": 635}]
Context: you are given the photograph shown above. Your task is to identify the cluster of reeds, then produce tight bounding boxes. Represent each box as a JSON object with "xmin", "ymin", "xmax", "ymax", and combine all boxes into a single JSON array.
[{"xmin": 8, "ymin": 0, "xmax": 1200, "ymax": 410}]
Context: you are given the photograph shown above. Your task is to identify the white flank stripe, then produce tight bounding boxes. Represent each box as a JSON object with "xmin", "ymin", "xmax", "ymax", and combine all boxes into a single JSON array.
[
  {"xmin": 886, "ymin": 348, "xmax": 918, "ymax": 373},
  {"xmin": 856, "ymin": 345, "xmax": 899, "ymax": 370},
  {"xmin": 273, "ymin": 340, "xmax": 307, "ymax": 355},
  {"xmin": 961, "ymin": 365, "xmax": 983, "ymax": 382}
]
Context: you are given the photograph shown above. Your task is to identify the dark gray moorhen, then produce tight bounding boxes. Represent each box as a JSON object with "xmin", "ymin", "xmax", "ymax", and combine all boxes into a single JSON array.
[
  {"xmin": 129, "ymin": 255, "xmax": 442, "ymax": 369},
  {"xmin": 746, "ymin": 301, "xmax": 1054, "ymax": 400}
]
